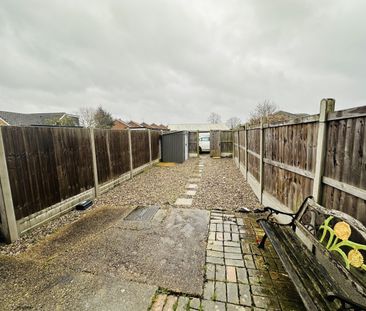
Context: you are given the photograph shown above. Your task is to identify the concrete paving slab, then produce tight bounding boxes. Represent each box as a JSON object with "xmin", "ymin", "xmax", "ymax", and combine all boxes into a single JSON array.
[
  {"xmin": 42, "ymin": 208, "xmax": 209, "ymax": 296},
  {"xmin": 66, "ymin": 275, "xmax": 157, "ymax": 311},
  {"xmin": 175, "ymin": 198, "xmax": 193, "ymax": 206},
  {"xmin": 186, "ymin": 183, "xmax": 198, "ymax": 189},
  {"xmin": 1, "ymin": 269, "xmax": 157, "ymax": 311},
  {"xmin": 185, "ymin": 190, "xmax": 197, "ymax": 196}
]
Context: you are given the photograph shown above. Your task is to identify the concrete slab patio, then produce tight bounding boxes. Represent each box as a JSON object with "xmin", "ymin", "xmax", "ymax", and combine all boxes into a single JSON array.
[{"xmin": 0, "ymin": 205, "xmax": 209, "ymax": 310}]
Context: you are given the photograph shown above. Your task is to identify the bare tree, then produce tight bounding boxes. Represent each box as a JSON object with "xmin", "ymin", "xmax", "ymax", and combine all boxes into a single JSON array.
[
  {"xmin": 79, "ymin": 107, "xmax": 96, "ymax": 128},
  {"xmin": 249, "ymin": 100, "xmax": 278, "ymax": 124},
  {"xmin": 226, "ymin": 117, "xmax": 241, "ymax": 129},
  {"xmin": 208, "ymin": 112, "xmax": 222, "ymax": 124},
  {"xmin": 45, "ymin": 115, "xmax": 78, "ymax": 127}
]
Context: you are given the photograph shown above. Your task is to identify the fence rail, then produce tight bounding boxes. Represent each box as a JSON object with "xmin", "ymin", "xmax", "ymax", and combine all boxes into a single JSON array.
[
  {"xmin": 0, "ymin": 126, "xmax": 160, "ymax": 242},
  {"xmin": 233, "ymin": 100, "xmax": 366, "ymax": 225}
]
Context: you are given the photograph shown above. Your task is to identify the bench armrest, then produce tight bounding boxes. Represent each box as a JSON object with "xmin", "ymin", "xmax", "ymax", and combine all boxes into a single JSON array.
[
  {"xmin": 254, "ymin": 207, "xmax": 297, "ymax": 217},
  {"xmin": 327, "ymin": 291, "xmax": 366, "ymax": 309},
  {"xmin": 255, "ymin": 207, "xmax": 297, "ymax": 228}
]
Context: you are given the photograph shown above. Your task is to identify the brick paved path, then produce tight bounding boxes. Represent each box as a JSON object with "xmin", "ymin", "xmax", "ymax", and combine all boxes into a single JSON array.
[{"xmin": 150, "ymin": 209, "xmax": 306, "ymax": 311}]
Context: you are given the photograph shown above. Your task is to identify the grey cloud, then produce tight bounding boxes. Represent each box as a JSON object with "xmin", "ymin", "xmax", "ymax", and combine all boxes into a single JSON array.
[{"xmin": 0, "ymin": 0, "xmax": 365, "ymax": 123}]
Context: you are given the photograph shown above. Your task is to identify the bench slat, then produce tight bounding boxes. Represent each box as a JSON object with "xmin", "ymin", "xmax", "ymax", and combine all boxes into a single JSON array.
[{"xmin": 259, "ymin": 220, "xmax": 341, "ymax": 311}]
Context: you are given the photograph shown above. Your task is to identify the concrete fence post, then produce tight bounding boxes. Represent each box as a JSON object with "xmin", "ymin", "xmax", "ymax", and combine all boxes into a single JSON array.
[
  {"xmin": 237, "ymin": 129, "xmax": 240, "ymax": 166},
  {"xmin": 90, "ymin": 128, "xmax": 100, "ymax": 197},
  {"xmin": 128, "ymin": 128, "xmax": 134, "ymax": 178},
  {"xmin": 148, "ymin": 129, "xmax": 152, "ymax": 165},
  {"xmin": 244, "ymin": 125, "xmax": 248, "ymax": 181},
  {"xmin": 312, "ymin": 98, "xmax": 335, "ymax": 203},
  {"xmin": 0, "ymin": 127, "xmax": 19, "ymax": 243},
  {"xmin": 259, "ymin": 118, "xmax": 265, "ymax": 203}
]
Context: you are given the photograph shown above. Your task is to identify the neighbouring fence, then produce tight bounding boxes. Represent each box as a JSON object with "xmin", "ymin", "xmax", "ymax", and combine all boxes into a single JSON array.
[
  {"xmin": 188, "ymin": 130, "xmax": 233, "ymax": 157},
  {"xmin": 220, "ymin": 131, "xmax": 233, "ymax": 156},
  {"xmin": 188, "ymin": 131, "xmax": 199, "ymax": 156},
  {"xmin": 0, "ymin": 126, "xmax": 161, "ymax": 242},
  {"xmin": 233, "ymin": 99, "xmax": 366, "ymax": 225}
]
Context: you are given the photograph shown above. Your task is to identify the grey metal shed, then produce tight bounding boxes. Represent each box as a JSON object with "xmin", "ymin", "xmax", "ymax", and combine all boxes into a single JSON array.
[{"xmin": 161, "ymin": 131, "xmax": 188, "ymax": 163}]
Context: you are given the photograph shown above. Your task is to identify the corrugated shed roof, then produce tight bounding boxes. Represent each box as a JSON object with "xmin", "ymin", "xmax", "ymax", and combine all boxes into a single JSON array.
[
  {"xmin": 0, "ymin": 111, "xmax": 69, "ymax": 126},
  {"xmin": 168, "ymin": 123, "xmax": 229, "ymax": 131}
]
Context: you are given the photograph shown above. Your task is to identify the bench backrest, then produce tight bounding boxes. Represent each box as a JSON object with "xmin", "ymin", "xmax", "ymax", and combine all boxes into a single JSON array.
[{"xmin": 293, "ymin": 197, "xmax": 366, "ymax": 295}]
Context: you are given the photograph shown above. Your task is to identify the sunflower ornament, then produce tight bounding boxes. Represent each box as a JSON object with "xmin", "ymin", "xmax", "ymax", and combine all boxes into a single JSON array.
[
  {"xmin": 320, "ymin": 216, "xmax": 366, "ymax": 271},
  {"xmin": 348, "ymin": 249, "xmax": 364, "ymax": 268},
  {"xmin": 334, "ymin": 221, "xmax": 352, "ymax": 241}
]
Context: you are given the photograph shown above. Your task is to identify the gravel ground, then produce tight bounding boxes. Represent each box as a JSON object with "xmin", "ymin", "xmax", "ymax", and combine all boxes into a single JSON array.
[
  {"xmin": 191, "ymin": 156, "xmax": 262, "ymax": 211},
  {"xmin": 96, "ymin": 158, "xmax": 197, "ymax": 208},
  {"xmin": 0, "ymin": 158, "xmax": 197, "ymax": 256}
]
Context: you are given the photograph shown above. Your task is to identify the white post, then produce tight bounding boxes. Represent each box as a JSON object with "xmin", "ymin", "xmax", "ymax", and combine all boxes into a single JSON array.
[
  {"xmin": 90, "ymin": 128, "xmax": 99, "ymax": 197},
  {"xmin": 0, "ymin": 127, "xmax": 19, "ymax": 242},
  {"xmin": 312, "ymin": 98, "xmax": 335, "ymax": 203},
  {"xmin": 128, "ymin": 129, "xmax": 134, "ymax": 178},
  {"xmin": 148, "ymin": 129, "xmax": 152, "ymax": 165}
]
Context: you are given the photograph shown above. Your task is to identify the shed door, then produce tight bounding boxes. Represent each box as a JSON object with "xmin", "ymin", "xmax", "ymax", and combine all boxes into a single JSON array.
[{"xmin": 210, "ymin": 130, "xmax": 221, "ymax": 158}]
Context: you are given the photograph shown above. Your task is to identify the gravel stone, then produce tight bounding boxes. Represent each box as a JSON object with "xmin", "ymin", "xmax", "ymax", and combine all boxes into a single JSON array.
[{"xmin": 191, "ymin": 158, "xmax": 261, "ymax": 211}]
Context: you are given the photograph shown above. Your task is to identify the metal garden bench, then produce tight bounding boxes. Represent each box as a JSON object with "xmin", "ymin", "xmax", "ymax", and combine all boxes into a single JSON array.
[{"xmin": 255, "ymin": 196, "xmax": 366, "ymax": 310}]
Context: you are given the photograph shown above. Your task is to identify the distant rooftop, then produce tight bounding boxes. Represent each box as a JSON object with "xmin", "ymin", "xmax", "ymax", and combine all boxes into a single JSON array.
[
  {"xmin": 0, "ymin": 111, "xmax": 79, "ymax": 126},
  {"xmin": 273, "ymin": 110, "xmax": 309, "ymax": 118},
  {"xmin": 113, "ymin": 119, "xmax": 168, "ymax": 130},
  {"xmin": 168, "ymin": 123, "xmax": 229, "ymax": 131}
]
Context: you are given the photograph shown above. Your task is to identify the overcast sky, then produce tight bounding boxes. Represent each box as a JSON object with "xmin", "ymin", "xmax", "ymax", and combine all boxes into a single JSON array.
[{"xmin": 0, "ymin": 1, "xmax": 365, "ymax": 124}]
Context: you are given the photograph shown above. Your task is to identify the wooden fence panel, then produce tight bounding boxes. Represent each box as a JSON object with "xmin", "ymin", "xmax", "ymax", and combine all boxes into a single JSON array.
[
  {"xmin": 264, "ymin": 164, "xmax": 313, "ymax": 211},
  {"xmin": 233, "ymin": 131, "xmax": 238, "ymax": 159},
  {"xmin": 151, "ymin": 130, "xmax": 160, "ymax": 160},
  {"xmin": 220, "ymin": 131, "xmax": 233, "ymax": 154},
  {"xmin": 262, "ymin": 122, "xmax": 318, "ymax": 211},
  {"xmin": 322, "ymin": 116, "xmax": 366, "ymax": 223},
  {"xmin": 239, "ymin": 130, "xmax": 245, "ymax": 165},
  {"xmin": 2, "ymin": 127, "xmax": 93, "ymax": 220},
  {"xmin": 131, "ymin": 130, "xmax": 150, "ymax": 168},
  {"xmin": 94, "ymin": 129, "xmax": 130, "ymax": 184},
  {"xmin": 189, "ymin": 132, "xmax": 198, "ymax": 153},
  {"xmin": 248, "ymin": 154, "xmax": 260, "ymax": 181},
  {"xmin": 233, "ymin": 103, "xmax": 366, "ymax": 224},
  {"xmin": 247, "ymin": 129, "xmax": 260, "ymax": 180},
  {"xmin": 247, "ymin": 129, "xmax": 260, "ymax": 155},
  {"xmin": 264, "ymin": 123, "xmax": 318, "ymax": 172}
]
